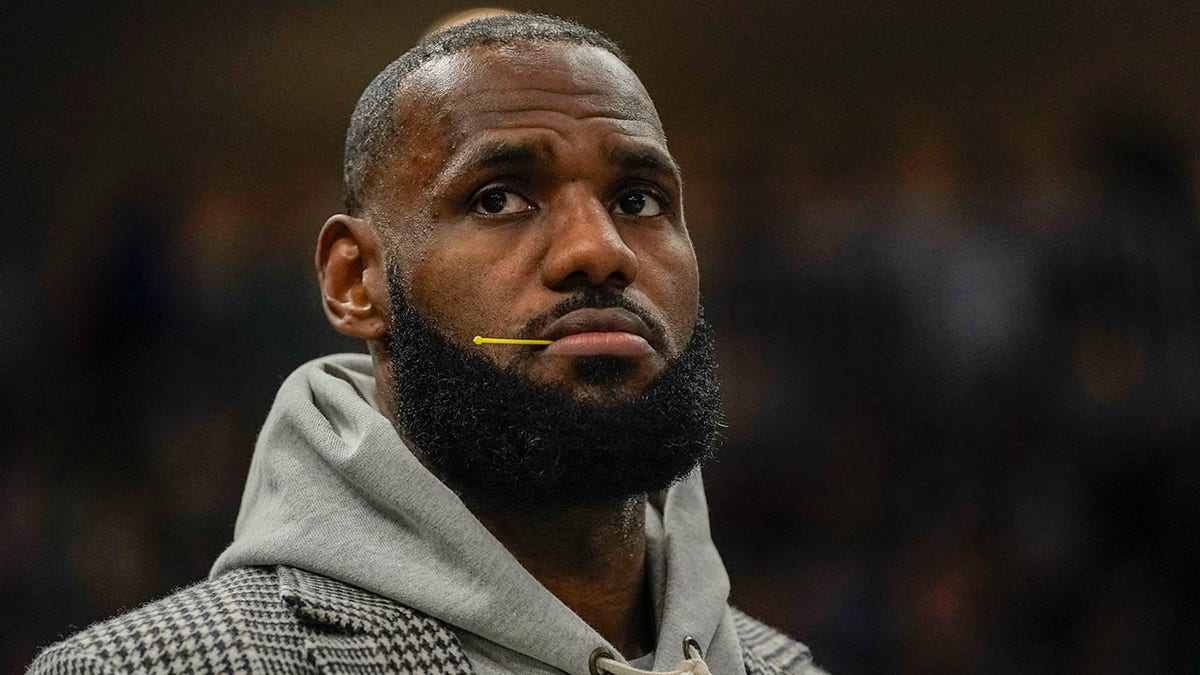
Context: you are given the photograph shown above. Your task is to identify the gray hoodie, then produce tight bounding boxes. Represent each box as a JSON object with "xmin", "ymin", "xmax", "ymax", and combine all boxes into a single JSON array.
[{"xmin": 212, "ymin": 354, "xmax": 748, "ymax": 675}]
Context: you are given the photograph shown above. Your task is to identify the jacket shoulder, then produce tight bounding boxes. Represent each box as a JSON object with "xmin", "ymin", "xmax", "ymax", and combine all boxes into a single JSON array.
[
  {"xmin": 732, "ymin": 608, "xmax": 829, "ymax": 675},
  {"xmin": 29, "ymin": 566, "xmax": 472, "ymax": 675},
  {"xmin": 29, "ymin": 567, "xmax": 287, "ymax": 674}
]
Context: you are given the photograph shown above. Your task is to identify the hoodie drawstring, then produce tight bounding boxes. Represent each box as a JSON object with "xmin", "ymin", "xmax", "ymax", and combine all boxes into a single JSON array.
[{"xmin": 590, "ymin": 638, "xmax": 712, "ymax": 675}]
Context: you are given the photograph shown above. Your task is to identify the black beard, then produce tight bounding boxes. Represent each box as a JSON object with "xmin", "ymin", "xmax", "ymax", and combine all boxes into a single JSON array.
[{"xmin": 382, "ymin": 278, "xmax": 723, "ymax": 510}]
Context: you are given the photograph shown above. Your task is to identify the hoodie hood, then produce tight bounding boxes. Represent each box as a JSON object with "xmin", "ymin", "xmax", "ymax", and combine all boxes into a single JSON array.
[{"xmin": 212, "ymin": 354, "xmax": 745, "ymax": 675}]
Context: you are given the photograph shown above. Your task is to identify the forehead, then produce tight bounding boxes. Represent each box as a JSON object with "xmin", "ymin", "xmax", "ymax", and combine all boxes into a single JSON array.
[{"xmin": 391, "ymin": 42, "xmax": 667, "ymax": 171}]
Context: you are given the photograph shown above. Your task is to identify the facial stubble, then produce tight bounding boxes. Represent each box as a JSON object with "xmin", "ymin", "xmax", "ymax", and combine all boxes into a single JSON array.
[{"xmin": 382, "ymin": 274, "xmax": 723, "ymax": 509}]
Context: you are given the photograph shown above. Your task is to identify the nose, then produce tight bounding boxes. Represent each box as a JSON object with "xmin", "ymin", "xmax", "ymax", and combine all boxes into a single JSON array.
[{"xmin": 539, "ymin": 186, "xmax": 639, "ymax": 290}]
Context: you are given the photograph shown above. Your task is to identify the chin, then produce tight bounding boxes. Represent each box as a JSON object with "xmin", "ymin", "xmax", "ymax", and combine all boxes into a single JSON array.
[{"xmin": 522, "ymin": 355, "xmax": 664, "ymax": 403}]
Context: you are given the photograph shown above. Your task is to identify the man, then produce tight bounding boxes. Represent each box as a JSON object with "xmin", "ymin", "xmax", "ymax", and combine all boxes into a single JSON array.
[{"xmin": 31, "ymin": 13, "xmax": 823, "ymax": 675}]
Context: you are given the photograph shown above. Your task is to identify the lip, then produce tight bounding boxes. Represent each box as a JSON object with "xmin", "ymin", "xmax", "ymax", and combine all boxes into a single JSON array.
[
  {"xmin": 538, "ymin": 307, "xmax": 657, "ymax": 357},
  {"xmin": 539, "ymin": 307, "xmax": 653, "ymax": 342}
]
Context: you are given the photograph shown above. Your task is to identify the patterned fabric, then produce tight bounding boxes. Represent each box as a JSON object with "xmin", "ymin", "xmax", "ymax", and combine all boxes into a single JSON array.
[
  {"xmin": 30, "ymin": 567, "xmax": 818, "ymax": 674},
  {"xmin": 731, "ymin": 610, "xmax": 826, "ymax": 675}
]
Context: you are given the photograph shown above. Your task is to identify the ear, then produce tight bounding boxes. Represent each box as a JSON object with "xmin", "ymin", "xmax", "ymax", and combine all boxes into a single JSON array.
[{"xmin": 316, "ymin": 214, "xmax": 388, "ymax": 340}]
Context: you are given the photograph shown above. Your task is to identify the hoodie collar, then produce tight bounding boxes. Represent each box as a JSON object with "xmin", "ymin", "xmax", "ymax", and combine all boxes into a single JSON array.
[{"xmin": 214, "ymin": 354, "xmax": 744, "ymax": 675}]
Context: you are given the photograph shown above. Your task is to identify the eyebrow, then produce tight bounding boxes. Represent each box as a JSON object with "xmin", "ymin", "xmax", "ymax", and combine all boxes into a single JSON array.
[
  {"xmin": 441, "ymin": 141, "xmax": 552, "ymax": 184},
  {"xmin": 437, "ymin": 140, "xmax": 682, "ymax": 187},
  {"xmin": 610, "ymin": 148, "xmax": 682, "ymax": 183}
]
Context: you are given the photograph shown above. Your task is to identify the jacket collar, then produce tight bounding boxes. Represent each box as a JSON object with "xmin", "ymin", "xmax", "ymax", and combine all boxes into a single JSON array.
[
  {"xmin": 277, "ymin": 565, "xmax": 411, "ymax": 635},
  {"xmin": 275, "ymin": 566, "xmax": 476, "ymax": 674}
]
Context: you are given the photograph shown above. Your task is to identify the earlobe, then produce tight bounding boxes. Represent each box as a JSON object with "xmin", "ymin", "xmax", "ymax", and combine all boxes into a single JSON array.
[{"xmin": 316, "ymin": 214, "xmax": 388, "ymax": 340}]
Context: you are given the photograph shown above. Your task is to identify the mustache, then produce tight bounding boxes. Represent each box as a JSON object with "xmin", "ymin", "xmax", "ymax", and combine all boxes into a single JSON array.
[{"xmin": 521, "ymin": 289, "xmax": 668, "ymax": 343}]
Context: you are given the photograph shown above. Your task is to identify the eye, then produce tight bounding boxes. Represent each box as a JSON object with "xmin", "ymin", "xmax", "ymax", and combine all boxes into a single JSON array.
[
  {"xmin": 472, "ymin": 187, "xmax": 535, "ymax": 216},
  {"xmin": 612, "ymin": 189, "xmax": 665, "ymax": 217}
]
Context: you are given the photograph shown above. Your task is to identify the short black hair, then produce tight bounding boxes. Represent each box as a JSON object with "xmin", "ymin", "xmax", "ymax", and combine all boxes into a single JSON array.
[{"xmin": 342, "ymin": 13, "xmax": 627, "ymax": 216}]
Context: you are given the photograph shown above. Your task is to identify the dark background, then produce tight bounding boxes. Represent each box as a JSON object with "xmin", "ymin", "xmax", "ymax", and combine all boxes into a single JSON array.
[{"xmin": 3, "ymin": 2, "xmax": 1199, "ymax": 673}]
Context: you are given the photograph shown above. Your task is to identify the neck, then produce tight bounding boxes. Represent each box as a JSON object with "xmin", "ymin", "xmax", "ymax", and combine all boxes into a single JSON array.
[{"xmin": 473, "ymin": 496, "xmax": 656, "ymax": 658}]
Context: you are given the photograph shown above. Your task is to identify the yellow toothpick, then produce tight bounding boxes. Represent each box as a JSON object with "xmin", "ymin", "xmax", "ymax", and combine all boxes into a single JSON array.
[{"xmin": 473, "ymin": 335, "xmax": 554, "ymax": 346}]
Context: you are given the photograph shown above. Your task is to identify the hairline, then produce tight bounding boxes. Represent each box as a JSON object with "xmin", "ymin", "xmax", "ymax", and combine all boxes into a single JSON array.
[{"xmin": 342, "ymin": 14, "xmax": 629, "ymax": 217}]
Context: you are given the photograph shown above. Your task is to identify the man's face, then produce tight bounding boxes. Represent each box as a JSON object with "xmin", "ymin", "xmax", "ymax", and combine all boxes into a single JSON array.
[{"xmin": 368, "ymin": 42, "xmax": 699, "ymax": 402}]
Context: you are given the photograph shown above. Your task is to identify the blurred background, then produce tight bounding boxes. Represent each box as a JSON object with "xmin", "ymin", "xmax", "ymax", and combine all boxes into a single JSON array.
[{"xmin": 2, "ymin": 2, "xmax": 1198, "ymax": 673}]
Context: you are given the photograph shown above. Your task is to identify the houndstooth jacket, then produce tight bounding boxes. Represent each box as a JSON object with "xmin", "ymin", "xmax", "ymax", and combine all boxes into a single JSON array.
[{"xmin": 30, "ymin": 566, "xmax": 819, "ymax": 674}]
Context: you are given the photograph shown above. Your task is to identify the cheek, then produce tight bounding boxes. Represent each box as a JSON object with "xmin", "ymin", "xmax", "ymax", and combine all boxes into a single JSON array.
[
  {"xmin": 638, "ymin": 234, "xmax": 701, "ymax": 351},
  {"xmin": 405, "ymin": 239, "xmax": 526, "ymax": 344},
  {"xmin": 408, "ymin": 256, "xmax": 486, "ymax": 336},
  {"xmin": 667, "ymin": 261, "xmax": 701, "ymax": 345}
]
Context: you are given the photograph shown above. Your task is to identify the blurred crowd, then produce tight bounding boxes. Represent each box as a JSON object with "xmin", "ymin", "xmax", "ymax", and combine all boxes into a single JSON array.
[
  {"xmin": 703, "ymin": 107, "xmax": 1200, "ymax": 673},
  {"xmin": 2, "ymin": 3, "xmax": 1198, "ymax": 673}
]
